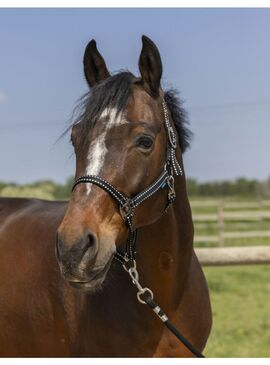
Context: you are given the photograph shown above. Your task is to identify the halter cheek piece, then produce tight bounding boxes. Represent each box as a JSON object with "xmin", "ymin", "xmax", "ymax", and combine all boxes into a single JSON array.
[
  {"xmin": 72, "ymin": 99, "xmax": 183, "ymax": 265},
  {"xmin": 71, "ymin": 99, "xmax": 205, "ymax": 358}
]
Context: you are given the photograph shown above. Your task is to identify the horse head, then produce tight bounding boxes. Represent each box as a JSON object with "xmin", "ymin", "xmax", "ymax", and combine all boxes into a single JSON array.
[{"xmin": 56, "ymin": 36, "xmax": 190, "ymax": 292}]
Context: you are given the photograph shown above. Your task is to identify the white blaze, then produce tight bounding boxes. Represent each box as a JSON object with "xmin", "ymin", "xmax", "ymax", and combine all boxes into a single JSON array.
[{"xmin": 85, "ymin": 107, "xmax": 126, "ymax": 195}]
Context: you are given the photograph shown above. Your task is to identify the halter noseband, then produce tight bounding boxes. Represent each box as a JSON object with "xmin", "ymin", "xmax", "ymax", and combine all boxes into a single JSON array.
[{"xmin": 72, "ymin": 98, "xmax": 183, "ymax": 266}]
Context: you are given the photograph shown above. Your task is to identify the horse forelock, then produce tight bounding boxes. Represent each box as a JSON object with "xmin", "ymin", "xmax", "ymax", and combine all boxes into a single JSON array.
[{"xmin": 67, "ymin": 71, "xmax": 192, "ymax": 156}]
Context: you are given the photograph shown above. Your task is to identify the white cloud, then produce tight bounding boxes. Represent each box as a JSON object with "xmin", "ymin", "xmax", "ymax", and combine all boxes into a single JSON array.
[{"xmin": 0, "ymin": 91, "xmax": 8, "ymax": 103}]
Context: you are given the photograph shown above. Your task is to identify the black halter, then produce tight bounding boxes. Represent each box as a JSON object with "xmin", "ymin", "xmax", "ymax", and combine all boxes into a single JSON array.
[
  {"xmin": 72, "ymin": 98, "xmax": 182, "ymax": 266},
  {"xmin": 71, "ymin": 99, "xmax": 205, "ymax": 358}
]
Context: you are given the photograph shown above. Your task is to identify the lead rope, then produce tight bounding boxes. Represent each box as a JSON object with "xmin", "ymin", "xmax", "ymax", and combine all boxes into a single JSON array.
[
  {"xmin": 72, "ymin": 98, "xmax": 205, "ymax": 358},
  {"xmin": 124, "ymin": 260, "xmax": 205, "ymax": 358}
]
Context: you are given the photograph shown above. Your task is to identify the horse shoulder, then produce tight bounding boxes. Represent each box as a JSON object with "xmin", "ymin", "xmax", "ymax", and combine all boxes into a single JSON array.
[
  {"xmin": 153, "ymin": 251, "xmax": 212, "ymax": 357},
  {"xmin": 0, "ymin": 197, "xmax": 70, "ymax": 356}
]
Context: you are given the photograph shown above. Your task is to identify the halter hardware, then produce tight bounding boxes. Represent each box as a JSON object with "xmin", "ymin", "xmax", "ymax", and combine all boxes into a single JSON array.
[
  {"xmin": 119, "ymin": 199, "xmax": 134, "ymax": 221},
  {"xmin": 167, "ymin": 175, "xmax": 176, "ymax": 203},
  {"xmin": 71, "ymin": 98, "xmax": 205, "ymax": 358}
]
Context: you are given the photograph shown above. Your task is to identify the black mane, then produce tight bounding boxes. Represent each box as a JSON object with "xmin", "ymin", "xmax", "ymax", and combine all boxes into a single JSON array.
[
  {"xmin": 164, "ymin": 89, "xmax": 192, "ymax": 152},
  {"xmin": 71, "ymin": 71, "xmax": 192, "ymax": 153}
]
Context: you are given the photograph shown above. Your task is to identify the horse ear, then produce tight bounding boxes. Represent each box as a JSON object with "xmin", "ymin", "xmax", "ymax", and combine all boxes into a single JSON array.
[
  {"xmin": 83, "ymin": 39, "xmax": 110, "ymax": 88},
  {"xmin": 138, "ymin": 35, "xmax": 163, "ymax": 96}
]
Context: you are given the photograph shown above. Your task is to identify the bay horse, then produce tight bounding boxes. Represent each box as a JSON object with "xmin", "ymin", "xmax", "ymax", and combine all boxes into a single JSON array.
[{"xmin": 0, "ymin": 36, "xmax": 211, "ymax": 357}]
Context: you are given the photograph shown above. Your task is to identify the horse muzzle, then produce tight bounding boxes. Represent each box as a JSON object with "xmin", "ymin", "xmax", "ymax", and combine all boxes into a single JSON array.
[{"xmin": 55, "ymin": 230, "xmax": 115, "ymax": 291}]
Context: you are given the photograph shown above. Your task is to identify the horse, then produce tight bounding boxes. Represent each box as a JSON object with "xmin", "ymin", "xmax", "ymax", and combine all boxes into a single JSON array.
[{"xmin": 0, "ymin": 35, "xmax": 212, "ymax": 357}]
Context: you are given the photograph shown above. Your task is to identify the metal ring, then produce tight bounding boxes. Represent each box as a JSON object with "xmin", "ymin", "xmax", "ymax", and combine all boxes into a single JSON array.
[
  {"xmin": 120, "ymin": 199, "xmax": 134, "ymax": 221},
  {"xmin": 137, "ymin": 288, "xmax": 154, "ymax": 304},
  {"xmin": 129, "ymin": 267, "xmax": 139, "ymax": 282},
  {"xmin": 123, "ymin": 259, "xmax": 136, "ymax": 272},
  {"xmin": 167, "ymin": 175, "xmax": 175, "ymax": 190}
]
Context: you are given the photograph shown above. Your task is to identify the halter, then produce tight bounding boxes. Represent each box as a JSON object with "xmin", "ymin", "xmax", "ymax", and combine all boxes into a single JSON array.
[
  {"xmin": 71, "ymin": 98, "xmax": 205, "ymax": 358},
  {"xmin": 72, "ymin": 98, "xmax": 183, "ymax": 266}
]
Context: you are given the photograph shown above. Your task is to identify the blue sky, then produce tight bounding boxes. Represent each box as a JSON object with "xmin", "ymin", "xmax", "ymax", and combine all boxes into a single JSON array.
[{"xmin": 0, "ymin": 8, "xmax": 270, "ymax": 183}]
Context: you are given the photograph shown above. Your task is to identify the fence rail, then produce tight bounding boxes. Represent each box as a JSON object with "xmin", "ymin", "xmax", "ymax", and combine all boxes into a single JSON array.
[
  {"xmin": 191, "ymin": 199, "xmax": 270, "ymax": 246},
  {"xmin": 190, "ymin": 200, "xmax": 270, "ymax": 208},
  {"xmin": 195, "ymin": 245, "xmax": 270, "ymax": 266},
  {"xmin": 193, "ymin": 211, "xmax": 270, "ymax": 222},
  {"xmin": 195, "ymin": 230, "xmax": 270, "ymax": 243}
]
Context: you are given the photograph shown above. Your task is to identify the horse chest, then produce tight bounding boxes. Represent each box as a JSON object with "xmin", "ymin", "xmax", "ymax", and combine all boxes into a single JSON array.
[{"xmin": 66, "ymin": 296, "xmax": 167, "ymax": 357}]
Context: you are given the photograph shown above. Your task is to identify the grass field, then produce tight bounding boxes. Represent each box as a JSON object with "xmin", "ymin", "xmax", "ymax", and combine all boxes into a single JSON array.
[
  {"xmin": 190, "ymin": 197, "xmax": 270, "ymax": 357},
  {"xmin": 203, "ymin": 265, "xmax": 270, "ymax": 357}
]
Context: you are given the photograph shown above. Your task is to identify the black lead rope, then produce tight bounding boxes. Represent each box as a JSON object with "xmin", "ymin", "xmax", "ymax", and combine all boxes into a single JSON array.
[
  {"xmin": 164, "ymin": 320, "xmax": 205, "ymax": 358},
  {"xmin": 145, "ymin": 297, "xmax": 205, "ymax": 358},
  {"xmin": 72, "ymin": 98, "xmax": 205, "ymax": 358},
  {"xmin": 125, "ymin": 261, "xmax": 205, "ymax": 358}
]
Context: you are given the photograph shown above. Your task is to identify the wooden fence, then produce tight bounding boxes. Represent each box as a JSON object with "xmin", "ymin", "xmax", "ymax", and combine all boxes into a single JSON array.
[
  {"xmin": 191, "ymin": 199, "xmax": 270, "ymax": 246},
  {"xmin": 191, "ymin": 199, "xmax": 270, "ymax": 265},
  {"xmin": 195, "ymin": 245, "xmax": 270, "ymax": 266}
]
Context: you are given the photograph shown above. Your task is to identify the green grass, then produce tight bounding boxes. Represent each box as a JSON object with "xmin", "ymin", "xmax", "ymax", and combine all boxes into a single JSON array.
[
  {"xmin": 174, "ymin": 197, "xmax": 269, "ymax": 356},
  {"xmin": 224, "ymin": 221, "xmax": 270, "ymax": 231},
  {"xmin": 203, "ymin": 265, "xmax": 270, "ymax": 357}
]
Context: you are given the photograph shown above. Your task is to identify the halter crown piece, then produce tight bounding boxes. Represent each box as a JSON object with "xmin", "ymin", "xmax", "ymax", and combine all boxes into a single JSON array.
[{"xmin": 72, "ymin": 98, "xmax": 182, "ymax": 265}]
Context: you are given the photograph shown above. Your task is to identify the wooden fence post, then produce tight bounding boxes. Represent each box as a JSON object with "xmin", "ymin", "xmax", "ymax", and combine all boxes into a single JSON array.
[{"xmin": 217, "ymin": 201, "xmax": 224, "ymax": 246}]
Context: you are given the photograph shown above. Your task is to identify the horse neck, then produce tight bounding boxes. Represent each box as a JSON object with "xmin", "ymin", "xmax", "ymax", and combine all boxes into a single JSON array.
[{"xmin": 135, "ymin": 175, "xmax": 194, "ymax": 311}]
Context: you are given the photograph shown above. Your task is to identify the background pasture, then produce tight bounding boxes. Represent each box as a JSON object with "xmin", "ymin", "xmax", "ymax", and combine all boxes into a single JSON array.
[{"xmin": 1, "ymin": 7, "xmax": 270, "ymax": 359}]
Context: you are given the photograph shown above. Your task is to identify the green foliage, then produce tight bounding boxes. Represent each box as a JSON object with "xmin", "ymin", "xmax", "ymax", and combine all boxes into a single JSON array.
[
  {"xmin": 0, "ymin": 177, "xmax": 74, "ymax": 200},
  {"xmin": 52, "ymin": 177, "xmax": 74, "ymax": 200},
  {"xmin": 187, "ymin": 177, "xmax": 270, "ymax": 198},
  {"xmin": 0, "ymin": 185, "xmax": 55, "ymax": 200}
]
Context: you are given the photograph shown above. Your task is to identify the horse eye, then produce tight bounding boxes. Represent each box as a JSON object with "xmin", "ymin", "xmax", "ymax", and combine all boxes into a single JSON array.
[{"xmin": 136, "ymin": 136, "xmax": 154, "ymax": 150}]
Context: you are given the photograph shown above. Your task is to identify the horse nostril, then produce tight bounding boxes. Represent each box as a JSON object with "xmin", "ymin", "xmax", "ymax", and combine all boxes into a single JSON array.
[
  {"xmin": 81, "ymin": 230, "xmax": 98, "ymax": 259},
  {"xmin": 55, "ymin": 230, "xmax": 98, "ymax": 266},
  {"xmin": 88, "ymin": 233, "xmax": 96, "ymax": 248}
]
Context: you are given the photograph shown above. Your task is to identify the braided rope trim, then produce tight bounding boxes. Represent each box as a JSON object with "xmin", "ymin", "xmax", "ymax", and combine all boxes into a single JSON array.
[
  {"xmin": 72, "ymin": 175, "xmax": 126, "ymax": 205},
  {"xmin": 131, "ymin": 170, "xmax": 169, "ymax": 207}
]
